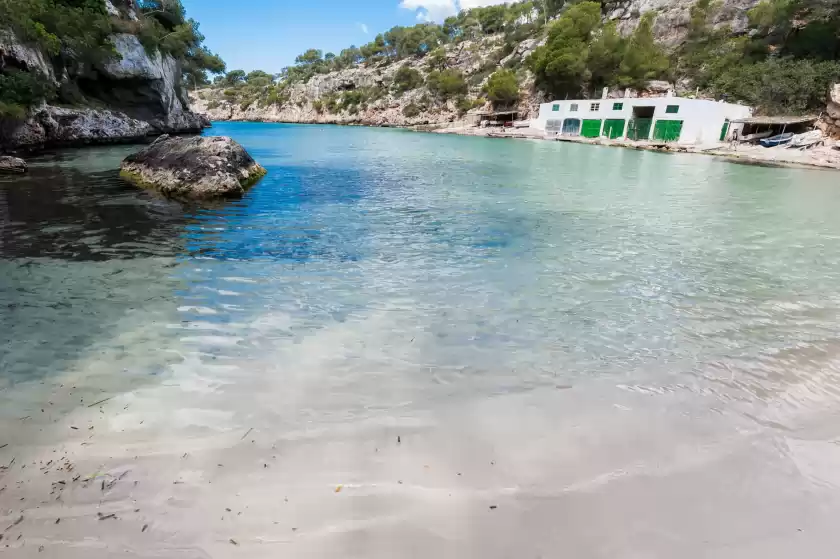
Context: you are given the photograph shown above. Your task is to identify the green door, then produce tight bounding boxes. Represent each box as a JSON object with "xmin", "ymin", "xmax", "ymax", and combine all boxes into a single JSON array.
[
  {"xmin": 719, "ymin": 119, "xmax": 730, "ymax": 141},
  {"xmin": 602, "ymin": 119, "xmax": 625, "ymax": 139},
  {"xmin": 627, "ymin": 118, "xmax": 652, "ymax": 140},
  {"xmin": 581, "ymin": 119, "xmax": 602, "ymax": 138},
  {"xmin": 653, "ymin": 119, "xmax": 683, "ymax": 142}
]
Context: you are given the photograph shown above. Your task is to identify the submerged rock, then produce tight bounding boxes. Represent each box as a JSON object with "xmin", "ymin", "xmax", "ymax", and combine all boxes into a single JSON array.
[
  {"xmin": 120, "ymin": 135, "xmax": 267, "ymax": 199},
  {"xmin": 0, "ymin": 156, "xmax": 27, "ymax": 173}
]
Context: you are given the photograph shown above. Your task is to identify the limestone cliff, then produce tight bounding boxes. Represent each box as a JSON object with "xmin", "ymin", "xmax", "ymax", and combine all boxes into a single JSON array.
[
  {"xmin": 603, "ymin": 0, "xmax": 762, "ymax": 45},
  {"xmin": 191, "ymin": 35, "xmax": 540, "ymax": 128},
  {"xmin": 0, "ymin": 1, "xmax": 207, "ymax": 151},
  {"xmin": 190, "ymin": 0, "xmax": 769, "ymax": 128}
]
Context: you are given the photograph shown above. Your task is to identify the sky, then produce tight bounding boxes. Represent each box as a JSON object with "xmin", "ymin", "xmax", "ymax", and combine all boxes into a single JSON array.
[{"xmin": 181, "ymin": 0, "xmax": 508, "ymax": 74}]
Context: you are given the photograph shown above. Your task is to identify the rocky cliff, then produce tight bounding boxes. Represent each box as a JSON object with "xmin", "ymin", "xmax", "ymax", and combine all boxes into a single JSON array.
[
  {"xmin": 603, "ymin": 0, "xmax": 761, "ymax": 45},
  {"xmin": 190, "ymin": 0, "xmax": 768, "ymax": 128},
  {"xmin": 191, "ymin": 35, "xmax": 541, "ymax": 128},
  {"xmin": 0, "ymin": 1, "xmax": 207, "ymax": 152}
]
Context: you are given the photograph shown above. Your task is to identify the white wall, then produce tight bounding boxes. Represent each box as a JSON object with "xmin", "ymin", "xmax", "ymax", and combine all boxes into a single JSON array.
[{"xmin": 533, "ymin": 98, "xmax": 752, "ymax": 144}]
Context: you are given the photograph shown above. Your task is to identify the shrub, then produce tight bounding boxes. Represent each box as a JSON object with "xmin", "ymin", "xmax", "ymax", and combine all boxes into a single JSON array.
[
  {"xmin": 710, "ymin": 57, "xmax": 840, "ymax": 115},
  {"xmin": 0, "ymin": 69, "xmax": 56, "ymax": 116},
  {"xmin": 426, "ymin": 68, "xmax": 468, "ymax": 99},
  {"xmin": 393, "ymin": 66, "xmax": 423, "ymax": 93},
  {"xmin": 482, "ymin": 69, "xmax": 519, "ymax": 106},
  {"xmin": 455, "ymin": 96, "xmax": 483, "ymax": 114},
  {"xmin": 312, "ymin": 99, "xmax": 324, "ymax": 113},
  {"xmin": 402, "ymin": 103, "xmax": 421, "ymax": 117}
]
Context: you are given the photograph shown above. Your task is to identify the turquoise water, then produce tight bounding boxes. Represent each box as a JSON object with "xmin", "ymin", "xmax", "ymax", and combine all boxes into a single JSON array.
[{"xmin": 3, "ymin": 123, "xmax": 840, "ymax": 556}]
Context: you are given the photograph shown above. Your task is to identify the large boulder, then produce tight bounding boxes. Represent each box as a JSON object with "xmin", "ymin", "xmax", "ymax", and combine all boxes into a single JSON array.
[
  {"xmin": 0, "ymin": 156, "xmax": 26, "ymax": 173},
  {"xmin": 120, "ymin": 135, "xmax": 267, "ymax": 199}
]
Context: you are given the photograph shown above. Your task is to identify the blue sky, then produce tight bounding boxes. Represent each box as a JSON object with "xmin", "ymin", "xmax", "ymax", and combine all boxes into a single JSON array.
[{"xmin": 181, "ymin": 0, "xmax": 506, "ymax": 74}]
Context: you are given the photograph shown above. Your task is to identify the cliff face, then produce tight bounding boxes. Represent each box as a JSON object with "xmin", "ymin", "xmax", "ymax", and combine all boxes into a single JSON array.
[
  {"xmin": 191, "ymin": 35, "xmax": 540, "ymax": 128},
  {"xmin": 604, "ymin": 0, "xmax": 762, "ymax": 45},
  {"xmin": 191, "ymin": 0, "xmax": 770, "ymax": 129},
  {"xmin": 0, "ymin": 2, "xmax": 207, "ymax": 151}
]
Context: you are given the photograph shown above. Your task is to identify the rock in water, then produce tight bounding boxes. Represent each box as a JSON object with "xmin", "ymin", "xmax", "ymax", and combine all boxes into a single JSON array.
[
  {"xmin": 0, "ymin": 156, "xmax": 27, "ymax": 174},
  {"xmin": 120, "ymin": 135, "xmax": 267, "ymax": 199}
]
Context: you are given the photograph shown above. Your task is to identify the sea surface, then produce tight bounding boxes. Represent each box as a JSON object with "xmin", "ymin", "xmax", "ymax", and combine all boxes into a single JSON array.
[{"xmin": 3, "ymin": 122, "xmax": 840, "ymax": 557}]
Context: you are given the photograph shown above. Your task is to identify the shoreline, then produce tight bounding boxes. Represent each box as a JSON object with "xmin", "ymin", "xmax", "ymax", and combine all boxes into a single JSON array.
[{"xmin": 432, "ymin": 124, "xmax": 840, "ymax": 172}]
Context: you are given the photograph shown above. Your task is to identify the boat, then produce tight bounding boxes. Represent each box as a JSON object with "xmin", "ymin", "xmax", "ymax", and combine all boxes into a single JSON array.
[
  {"xmin": 741, "ymin": 130, "xmax": 772, "ymax": 143},
  {"xmin": 760, "ymin": 132, "xmax": 794, "ymax": 148},
  {"xmin": 788, "ymin": 130, "xmax": 824, "ymax": 149}
]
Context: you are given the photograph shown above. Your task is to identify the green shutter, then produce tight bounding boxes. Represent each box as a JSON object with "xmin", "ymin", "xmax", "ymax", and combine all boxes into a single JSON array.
[
  {"xmin": 719, "ymin": 119, "xmax": 730, "ymax": 141},
  {"xmin": 665, "ymin": 105, "xmax": 679, "ymax": 114},
  {"xmin": 653, "ymin": 120, "xmax": 683, "ymax": 142},
  {"xmin": 552, "ymin": 104, "xmax": 560, "ymax": 112},
  {"xmin": 603, "ymin": 119, "xmax": 625, "ymax": 139},
  {"xmin": 627, "ymin": 118, "xmax": 652, "ymax": 140},
  {"xmin": 612, "ymin": 102, "xmax": 623, "ymax": 110},
  {"xmin": 581, "ymin": 119, "xmax": 602, "ymax": 138}
]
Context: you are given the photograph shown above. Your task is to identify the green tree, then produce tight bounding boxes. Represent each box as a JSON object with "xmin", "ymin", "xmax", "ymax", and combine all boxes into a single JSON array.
[
  {"xmin": 615, "ymin": 12, "xmax": 670, "ymax": 88},
  {"xmin": 527, "ymin": 1, "xmax": 602, "ymax": 97},
  {"xmin": 295, "ymin": 49, "xmax": 324, "ymax": 65},
  {"xmin": 482, "ymin": 69, "xmax": 519, "ymax": 106}
]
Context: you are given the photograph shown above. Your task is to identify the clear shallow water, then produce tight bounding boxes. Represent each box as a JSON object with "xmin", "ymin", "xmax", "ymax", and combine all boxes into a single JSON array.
[{"xmin": 3, "ymin": 123, "xmax": 840, "ymax": 556}]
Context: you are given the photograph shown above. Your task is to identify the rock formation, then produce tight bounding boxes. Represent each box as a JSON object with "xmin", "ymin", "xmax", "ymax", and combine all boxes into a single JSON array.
[
  {"xmin": 190, "ymin": 36, "xmax": 537, "ymax": 128},
  {"xmin": 0, "ymin": 3, "xmax": 207, "ymax": 151},
  {"xmin": 819, "ymin": 84, "xmax": 840, "ymax": 139},
  {"xmin": 0, "ymin": 155, "xmax": 26, "ymax": 173},
  {"xmin": 120, "ymin": 135, "xmax": 266, "ymax": 199}
]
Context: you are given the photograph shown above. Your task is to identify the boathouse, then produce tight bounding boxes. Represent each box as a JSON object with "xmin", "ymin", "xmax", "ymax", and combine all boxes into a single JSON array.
[{"xmin": 532, "ymin": 96, "xmax": 752, "ymax": 145}]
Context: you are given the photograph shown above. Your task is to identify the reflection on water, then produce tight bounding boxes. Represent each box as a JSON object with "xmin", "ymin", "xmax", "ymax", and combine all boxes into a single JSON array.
[{"xmin": 3, "ymin": 124, "xmax": 840, "ymax": 555}]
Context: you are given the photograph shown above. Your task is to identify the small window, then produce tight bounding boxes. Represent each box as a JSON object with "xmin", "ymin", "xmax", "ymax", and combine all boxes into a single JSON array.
[
  {"xmin": 665, "ymin": 105, "xmax": 679, "ymax": 114},
  {"xmin": 552, "ymin": 104, "xmax": 560, "ymax": 112},
  {"xmin": 612, "ymin": 102, "xmax": 623, "ymax": 110},
  {"xmin": 570, "ymin": 103, "xmax": 578, "ymax": 112},
  {"xmin": 590, "ymin": 103, "xmax": 600, "ymax": 111}
]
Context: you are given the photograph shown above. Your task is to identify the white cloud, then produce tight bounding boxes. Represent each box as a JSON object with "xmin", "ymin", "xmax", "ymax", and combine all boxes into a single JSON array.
[
  {"xmin": 358, "ymin": 22, "xmax": 369, "ymax": 34},
  {"xmin": 458, "ymin": 0, "xmax": 510, "ymax": 9},
  {"xmin": 399, "ymin": 0, "xmax": 457, "ymax": 23},
  {"xmin": 399, "ymin": 0, "xmax": 512, "ymax": 23}
]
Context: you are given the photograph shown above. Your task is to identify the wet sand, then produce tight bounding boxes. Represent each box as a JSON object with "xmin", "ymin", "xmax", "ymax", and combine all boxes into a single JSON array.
[{"xmin": 5, "ymin": 316, "xmax": 840, "ymax": 558}]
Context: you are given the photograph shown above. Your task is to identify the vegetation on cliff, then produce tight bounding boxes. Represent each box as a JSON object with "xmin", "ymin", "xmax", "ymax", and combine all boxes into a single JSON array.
[
  {"xmin": 0, "ymin": 0, "xmax": 225, "ymax": 117},
  {"xmin": 201, "ymin": 0, "xmax": 840, "ymax": 119}
]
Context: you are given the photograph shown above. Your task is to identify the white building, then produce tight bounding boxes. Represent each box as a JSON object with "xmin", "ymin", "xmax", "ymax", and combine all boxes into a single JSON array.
[{"xmin": 532, "ymin": 96, "xmax": 752, "ymax": 145}]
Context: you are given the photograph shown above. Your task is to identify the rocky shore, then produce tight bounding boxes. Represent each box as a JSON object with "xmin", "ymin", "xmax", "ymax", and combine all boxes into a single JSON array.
[{"xmin": 1, "ymin": 21, "xmax": 208, "ymax": 153}]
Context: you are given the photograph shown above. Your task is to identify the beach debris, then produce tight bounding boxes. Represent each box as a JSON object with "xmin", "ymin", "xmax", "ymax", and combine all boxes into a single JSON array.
[
  {"xmin": 0, "ymin": 444, "xmax": 7, "ymax": 450},
  {"xmin": 39, "ymin": 545, "xmax": 44, "ymax": 552},
  {"xmin": 229, "ymin": 538, "xmax": 239, "ymax": 546},
  {"xmin": 240, "ymin": 428, "xmax": 253, "ymax": 441},
  {"xmin": 335, "ymin": 484, "xmax": 343, "ymax": 493},
  {"xmin": 142, "ymin": 524, "xmax": 148, "ymax": 533},
  {"xmin": 97, "ymin": 513, "xmax": 117, "ymax": 521},
  {"xmin": 489, "ymin": 505, "xmax": 498, "ymax": 510},
  {"xmin": 70, "ymin": 426, "xmax": 78, "ymax": 430},
  {"xmin": 4, "ymin": 515, "xmax": 23, "ymax": 532},
  {"xmin": 54, "ymin": 519, "xmax": 60, "ymax": 525},
  {"xmin": 397, "ymin": 436, "xmax": 401, "ymax": 444},
  {"xmin": 87, "ymin": 397, "xmax": 113, "ymax": 408}
]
